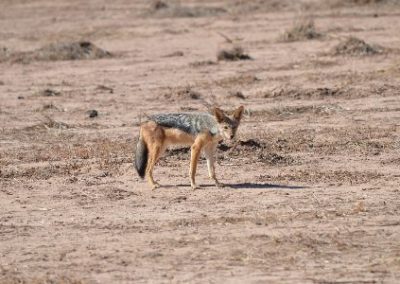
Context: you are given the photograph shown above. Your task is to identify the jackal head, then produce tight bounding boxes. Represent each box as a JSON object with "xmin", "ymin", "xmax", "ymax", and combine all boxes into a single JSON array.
[{"xmin": 213, "ymin": 106, "xmax": 244, "ymax": 141}]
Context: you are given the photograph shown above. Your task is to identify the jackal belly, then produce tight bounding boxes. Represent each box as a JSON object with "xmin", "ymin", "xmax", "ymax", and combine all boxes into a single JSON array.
[{"xmin": 163, "ymin": 128, "xmax": 195, "ymax": 146}]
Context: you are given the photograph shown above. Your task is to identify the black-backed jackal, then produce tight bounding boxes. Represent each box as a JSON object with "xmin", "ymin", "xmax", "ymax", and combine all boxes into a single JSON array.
[{"xmin": 135, "ymin": 106, "xmax": 244, "ymax": 190}]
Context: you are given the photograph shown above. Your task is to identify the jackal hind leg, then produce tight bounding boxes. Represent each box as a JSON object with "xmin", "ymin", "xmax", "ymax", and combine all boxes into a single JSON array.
[{"xmin": 146, "ymin": 143, "xmax": 163, "ymax": 190}]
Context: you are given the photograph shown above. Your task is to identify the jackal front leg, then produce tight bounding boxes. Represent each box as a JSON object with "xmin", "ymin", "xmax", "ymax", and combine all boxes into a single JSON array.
[
  {"xmin": 204, "ymin": 143, "xmax": 224, "ymax": 188},
  {"xmin": 190, "ymin": 135, "xmax": 209, "ymax": 190},
  {"xmin": 190, "ymin": 145, "xmax": 201, "ymax": 190}
]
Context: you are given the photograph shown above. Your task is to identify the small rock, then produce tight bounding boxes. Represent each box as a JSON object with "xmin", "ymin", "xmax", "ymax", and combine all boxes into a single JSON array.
[
  {"xmin": 88, "ymin": 110, "xmax": 98, "ymax": 118},
  {"xmin": 41, "ymin": 89, "xmax": 61, "ymax": 97},
  {"xmin": 217, "ymin": 46, "xmax": 251, "ymax": 61},
  {"xmin": 151, "ymin": 0, "xmax": 168, "ymax": 10},
  {"xmin": 96, "ymin": 85, "xmax": 114, "ymax": 93},
  {"xmin": 229, "ymin": 91, "xmax": 246, "ymax": 99},
  {"xmin": 164, "ymin": 51, "xmax": 184, "ymax": 57}
]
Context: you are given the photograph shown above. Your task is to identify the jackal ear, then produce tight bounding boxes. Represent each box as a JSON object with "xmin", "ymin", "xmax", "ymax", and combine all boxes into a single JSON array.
[
  {"xmin": 213, "ymin": 107, "xmax": 225, "ymax": 123},
  {"xmin": 233, "ymin": 105, "xmax": 244, "ymax": 121}
]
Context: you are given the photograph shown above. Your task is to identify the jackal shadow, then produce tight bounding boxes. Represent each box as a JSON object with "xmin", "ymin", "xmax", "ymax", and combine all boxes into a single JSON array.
[
  {"xmin": 165, "ymin": 183, "xmax": 306, "ymax": 190},
  {"xmin": 226, "ymin": 182, "xmax": 306, "ymax": 190}
]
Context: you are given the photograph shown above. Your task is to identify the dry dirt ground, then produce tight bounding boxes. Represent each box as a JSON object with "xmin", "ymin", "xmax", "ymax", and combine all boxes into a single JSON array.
[{"xmin": 1, "ymin": 0, "xmax": 400, "ymax": 283}]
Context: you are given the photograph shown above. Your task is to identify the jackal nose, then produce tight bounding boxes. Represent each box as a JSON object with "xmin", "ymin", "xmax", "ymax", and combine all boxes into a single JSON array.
[{"xmin": 230, "ymin": 134, "xmax": 234, "ymax": 139}]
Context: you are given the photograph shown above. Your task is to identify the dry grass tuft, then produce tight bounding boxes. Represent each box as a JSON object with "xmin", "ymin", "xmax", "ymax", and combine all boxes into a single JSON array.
[
  {"xmin": 0, "ymin": 46, "xmax": 11, "ymax": 62},
  {"xmin": 228, "ymin": 91, "xmax": 246, "ymax": 100},
  {"xmin": 229, "ymin": 0, "xmax": 290, "ymax": 14},
  {"xmin": 217, "ymin": 46, "xmax": 252, "ymax": 61},
  {"xmin": 331, "ymin": 0, "xmax": 393, "ymax": 7},
  {"xmin": 263, "ymin": 86, "xmax": 343, "ymax": 99},
  {"xmin": 8, "ymin": 41, "xmax": 112, "ymax": 63},
  {"xmin": 189, "ymin": 60, "xmax": 217, "ymax": 67},
  {"xmin": 149, "ymin": 2, "xmax": 226, "ymax": 18},
  {"xmin": 163, "ymin": 85, "xmax": 202, "ymax": 101},
  {"xmin": 0, "ymin": 273, "xmax": 87, "ymax": 284},
  {"xmin": 217, "ymin": 139, "xmax": 296, "ymax": 166},
  {"xmin": 215, "ymin": 74, "xmax": 259, "ymax": 88},
  {"xmin": 37, "ymin": 88, "xmax": 61, "ymax": 97},
  {"xmin": 151, "ymin": 0, "xmax": 169, "ymax": 10},
  {"xmin": 280, "ymin": 18, "xmax": 322, "ymax": 42},
  {"xmin": 352, "ymin": 201, "xmax": 367, "ymax": 213},
  {"xmin": 332, "ymin": 36, "xmax": 383, "ymax": 56}
]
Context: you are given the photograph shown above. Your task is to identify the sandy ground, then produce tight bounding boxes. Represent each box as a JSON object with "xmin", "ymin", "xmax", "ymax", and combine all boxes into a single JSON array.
[{"xmin": 1, "ymin": 0, "xmax": 400, "ymax": 283}]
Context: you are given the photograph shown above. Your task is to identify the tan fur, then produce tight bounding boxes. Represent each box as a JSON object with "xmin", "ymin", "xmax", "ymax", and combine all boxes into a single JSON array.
[{"xmin": 138, "ymin": 106, "xmax": 244, "ymax": 190}]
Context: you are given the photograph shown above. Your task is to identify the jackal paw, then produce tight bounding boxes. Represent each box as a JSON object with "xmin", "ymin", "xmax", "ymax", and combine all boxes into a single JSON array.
[
  {"xmin": 215, "ymin": 181, "xmax": 225, "ymax": 188},
  {"xmin": 151, "ymin": 182, "xmax": 160, "ymax": 190},
  {"xmin": 191, "ymin": 184, "xmax": 198, "ymax": 190}
]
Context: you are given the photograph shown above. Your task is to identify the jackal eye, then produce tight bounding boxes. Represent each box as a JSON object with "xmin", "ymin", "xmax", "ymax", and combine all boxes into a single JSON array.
[{"xmin": 223, "ymin": 126, "xmax": 229, "ymax": 130}]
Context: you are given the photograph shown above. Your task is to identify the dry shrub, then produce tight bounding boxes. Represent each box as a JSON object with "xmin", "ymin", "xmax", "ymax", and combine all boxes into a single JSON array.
[
  {"xmin": 164, "ymin": 51, "xmax": 184, "ymax": 57},
  {"xmin": 189, "ymin": 60, "xmax": 217, "ymax": 67},
  {"xmin": 217, "ymin": 139, "xmax": 295, "ymax": 166},
  {"xmin": 348, "ymin": 0, "xmax": 386, "ymax": 3},
  {"xmin": 36, "ymin": 103, "xmax": 64, "ymax": 112},
  {"xmin": 27, "ymin": 116, "xmax": 70, "ymax": 130},
  {"xmin": 9, "ymin": 41, "xmax": 112, "ymax": 63},
  {"xmin": 263, "ymin": 87, "xmax": 343, "ymax": 100},
  {"xmin": 229, "ymin": 0, "xmax": 290, "ymax": 14},
  {"xmin": 228, "ymin": 91, "xmax": 246, "ymax": 100},
  {"xmin": 215, "ymin": 74, "xmax": 259, "ymax": 88},
  {"xmin": 0, "ymin": 273, "xmax": 87, "ymax": 284},
  {"xmin": 217, "ymin": 46, "xmax": 252, "ymax": 61},
  {"xmin": 0, "ymin": 46, "xmax": 11, "ymax": 62},
  {"xmin": 96, "ymin": 84, "xmax": 114, "ymax": 93},
  {"xmin": 151, "ymin": 0, "xmax": 168, "ymax": 10},
  {"xmin": 280, "ymin": 18, "xmax": 322, "ymax": 42},
  {"xmin": 263, "ymin": 83, "xmax": 400, "ymax": 101},
  {"xmin": 149, "ymin": 2, "xmax": 226, "ymax": 18},
  {"xmin": 37, "ymin": 88, "xmax": 61, "ymax": 97},
  {"xmin": 332, "ymin": 36, "xmax": 383, "ymax": 56},
  {"xmin": 330, "ymin": 0, "xmax": 393, "ymax": 7}
]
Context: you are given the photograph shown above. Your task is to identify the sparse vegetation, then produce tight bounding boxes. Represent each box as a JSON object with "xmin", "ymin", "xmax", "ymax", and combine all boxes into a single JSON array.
[
  {"xmin": 5, "ymin": 41, "xmax": 112, "ymax": 63},
  {"xmin": 149, "ymin": 1, "xmax": 227, "ymax": 18},
  {"xmin": 331, "ymin": 0, "xmax": 395, "ymax": 7},
  {"xmin": 280, "ymin": 18, "xmax": 322, "ymax": 42},
  {"xmin": 162, "ymin": 85, "xmax": 203, "ymax": 101},
  {"xmin": 332, "ymin": 36, "xmax": 383, "ymax": 56}
]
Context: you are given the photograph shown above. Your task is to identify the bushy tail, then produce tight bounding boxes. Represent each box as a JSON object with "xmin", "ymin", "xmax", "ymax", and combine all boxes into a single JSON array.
[{"xmin": 135, "ymin": 136, "xmax": 148, "ymax": 178}]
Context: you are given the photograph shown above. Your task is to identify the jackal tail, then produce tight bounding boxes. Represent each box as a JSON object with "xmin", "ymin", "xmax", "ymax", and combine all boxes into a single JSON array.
[{"xmin": 135, "ymin": 135, "xmax": 148, "ymax": 178}]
